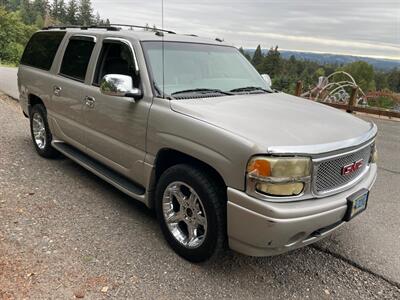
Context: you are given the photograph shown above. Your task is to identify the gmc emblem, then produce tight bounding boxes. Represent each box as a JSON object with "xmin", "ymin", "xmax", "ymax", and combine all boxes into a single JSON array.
[{"xmin": 341, "ymin": 159, "xmax": 364, "ymax": 176}]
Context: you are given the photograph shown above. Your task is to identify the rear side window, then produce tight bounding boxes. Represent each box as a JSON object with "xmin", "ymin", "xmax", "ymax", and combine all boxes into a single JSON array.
[
  {"xmin": 20, "ymin": 31, "xmax": 66, "ymax": 70},
  {"xmin": 60, "ymin": 37, "xmax": 96, "ymax": 81}
]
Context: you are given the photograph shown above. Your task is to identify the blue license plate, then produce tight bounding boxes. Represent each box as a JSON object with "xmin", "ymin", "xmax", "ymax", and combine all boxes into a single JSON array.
[{"xmin": 344, "ymin": 189, "xmax": 369, "ymax": 221}]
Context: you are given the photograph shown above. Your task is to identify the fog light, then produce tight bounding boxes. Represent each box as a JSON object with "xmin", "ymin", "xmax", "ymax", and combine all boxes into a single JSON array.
[{"xmin": 256, "ymin": 182, "xmax": 305, "ymax": 196}]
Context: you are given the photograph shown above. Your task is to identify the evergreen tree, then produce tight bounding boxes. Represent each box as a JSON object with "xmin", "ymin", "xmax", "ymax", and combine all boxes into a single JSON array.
[
  {"xmin": 374, "ymin": 71, "xmax": 389, "ymax": 91},
  {"xmin": 238, "ymin": 47, "xmax": 251, "ymax": 61},
  {"xmin": 20, "ymin": 0, "xmax": 36, "ymax": 24},
  {"xmin": 32, "ymin": 0, "xmax": 48, "ymax": 18},
  {"xmin": 261, "ymin": 46, "xmax": 282, "ymax": 77},
  {"xmin": 66, "ymin": 0, "xmax": 77, "ymax": 24},
  {"xmin": 2, "ymin": 0, "xmax": 21, "ymax": 11},
  {"xmin": 94, "ymin": 11, "xmax": 100, "ymax": 25},
  {"xmin": 387, "ymin": 69, "xmax": 400, "ymax": 93},
  {"xmin": 50, "ymin": 0, "xmax": 58, "ymax": 19},
  {"xmin": 78, "ymin": 0, "xmax": 93, "ymax": 25},
  {"xmin": 105, "ymin": 18, "xmax": 110, "ymax": 26},
  {"xmin": 251, "ymin": 45, "xmax": 263, "ymax": 70},
  {"xmin": 58, "ymin": 0, "xmax": 67, "ymax": 23}
]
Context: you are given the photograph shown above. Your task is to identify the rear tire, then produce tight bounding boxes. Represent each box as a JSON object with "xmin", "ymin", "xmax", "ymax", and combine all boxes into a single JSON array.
[
  {"xmin": 155, "ymin": 164, "xmax": 226, "ymax": 262},
  {"xmin": 30, "ymin": 104, "xmax": 59, "ymax": 158}
]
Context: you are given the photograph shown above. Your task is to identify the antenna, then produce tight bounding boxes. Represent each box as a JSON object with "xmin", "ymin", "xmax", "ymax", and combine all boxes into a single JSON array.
[{"xmin": 162, "ymin": 0, "xmax": 165, "ymax": 99}]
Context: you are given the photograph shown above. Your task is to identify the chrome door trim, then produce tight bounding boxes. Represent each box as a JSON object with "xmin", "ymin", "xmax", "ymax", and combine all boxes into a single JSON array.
[{"xmin": 103, "ymin": 37, "xmax": 139, "ymax": 73}]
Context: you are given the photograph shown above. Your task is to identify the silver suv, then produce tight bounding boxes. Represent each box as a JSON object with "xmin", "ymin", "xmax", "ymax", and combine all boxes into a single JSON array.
[{"xmin": 18, "ymin": 25, "xmax": 378, "ymax": 262}]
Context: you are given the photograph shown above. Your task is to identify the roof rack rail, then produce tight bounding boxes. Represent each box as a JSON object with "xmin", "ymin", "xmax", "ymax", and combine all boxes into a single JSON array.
[
  {"xmin": 42, "ymin": 25, "xmax": 121, "ymax": 31},
  {"xmin": 110, "ymin": 24, "xmax": 176, "ymax": 34}
]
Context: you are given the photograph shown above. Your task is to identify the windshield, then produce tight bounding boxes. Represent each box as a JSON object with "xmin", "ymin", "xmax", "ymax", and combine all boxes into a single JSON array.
[{"xmin": 142, "ymin": 41, "xmax": 269, "ymax": 97}]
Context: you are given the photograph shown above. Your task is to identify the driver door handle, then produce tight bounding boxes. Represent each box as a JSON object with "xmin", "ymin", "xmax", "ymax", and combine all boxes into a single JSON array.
[
  {"xmin": 84, "ymin": 96, "xmax": 96, "ymax": 108},
  {"xmin": 53, "ymin": 86, "xmax": 62, "ymax": 96}
]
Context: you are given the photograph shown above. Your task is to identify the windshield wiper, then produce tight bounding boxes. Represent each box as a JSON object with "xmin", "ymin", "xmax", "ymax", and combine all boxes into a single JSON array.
[
  {"xmin": 171, "ymin": 88, "xmax": 233, "ymax": 96},
  {"xmin": 229, "ymin": 86, "xmax": 272, "ymax": 93}
]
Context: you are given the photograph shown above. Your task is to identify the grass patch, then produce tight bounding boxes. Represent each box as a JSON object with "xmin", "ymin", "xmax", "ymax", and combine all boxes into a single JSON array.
[
  {"xmin": 368, "ymin": 96, "xmax": 396, "ymax": 110},
  {"xmin": 0, "ymin": 62, "xmax": 18, "ymax": 68}
]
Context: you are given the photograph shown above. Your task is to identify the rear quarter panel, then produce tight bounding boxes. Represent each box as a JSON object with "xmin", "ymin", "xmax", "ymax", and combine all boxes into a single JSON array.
[
  {"xmin": 18, "ymin": 65, "xmax": 55, "ymax": 113},
  {"xmin": 18, "ymin": 31, "xmax": 69, "ymax": 116}
]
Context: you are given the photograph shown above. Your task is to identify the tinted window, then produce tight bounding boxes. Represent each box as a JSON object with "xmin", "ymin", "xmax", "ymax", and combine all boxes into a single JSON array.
[
  {"xmin": 60, "ymin": 38, "xmax": 95, "ymax": 81},
  {"xmin": 93, "ymin": 42, "xmax": 138, "ymax": 86},
  {"xmin": 20, "ymin": 32, "xmax": 66, "ymax": 70}
]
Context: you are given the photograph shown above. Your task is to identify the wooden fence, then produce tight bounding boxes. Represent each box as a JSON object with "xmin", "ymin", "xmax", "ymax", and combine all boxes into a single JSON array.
[{"xmin": 294, "ymin": 81, "xmax": 400, "ymax": 119}]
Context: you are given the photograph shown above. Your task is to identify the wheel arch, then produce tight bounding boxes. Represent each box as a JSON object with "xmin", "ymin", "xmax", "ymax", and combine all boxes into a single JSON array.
[
  {"xmin": 147, "ymin": 148, "xmax": 227, "ymax": 209},
  {"xmin": 28, "ymin": 94, "xmax": 45, "ymax": 115}
]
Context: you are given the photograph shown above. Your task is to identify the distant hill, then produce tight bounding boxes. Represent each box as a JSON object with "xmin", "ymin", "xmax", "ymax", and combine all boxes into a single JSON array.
[{"xmin": 244, "ymin": 49, "xmax": 400, "ymax": 71}]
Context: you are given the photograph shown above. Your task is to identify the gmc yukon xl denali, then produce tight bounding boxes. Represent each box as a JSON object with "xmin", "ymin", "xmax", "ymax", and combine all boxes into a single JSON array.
[{"xmin": 18, "ymin": 25, "xmax": 378, "ymax": 262}]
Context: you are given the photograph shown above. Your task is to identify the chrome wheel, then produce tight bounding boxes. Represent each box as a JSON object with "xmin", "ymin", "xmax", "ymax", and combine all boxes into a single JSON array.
[
  {"xmin": 32, "ymin": 112, "xmax": 46, "ymax": 150},
  {"xmin": 162, "ymin": 181, "xmax": 208, "ymax": 249}
]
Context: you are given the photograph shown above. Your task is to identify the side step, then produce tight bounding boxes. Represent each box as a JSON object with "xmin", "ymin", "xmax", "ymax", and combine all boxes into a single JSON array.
[{"xmin": 52, "ymin": 141, "xmax": 146, "ymax": 200}]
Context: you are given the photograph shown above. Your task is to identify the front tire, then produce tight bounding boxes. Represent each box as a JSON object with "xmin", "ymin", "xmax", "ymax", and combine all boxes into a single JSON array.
[
  {"xmin": 155, "ymin": 164, "xmax": 226, "ymax": 262},
  {"xmin": 30, "ymin": 104, "xmax": 59, "ymax": 158}
]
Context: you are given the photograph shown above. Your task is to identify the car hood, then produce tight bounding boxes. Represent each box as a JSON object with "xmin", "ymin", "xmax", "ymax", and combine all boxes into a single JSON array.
[{"xmin": 170, "ymin": 93, "xmax": 375, "ymax": 153}]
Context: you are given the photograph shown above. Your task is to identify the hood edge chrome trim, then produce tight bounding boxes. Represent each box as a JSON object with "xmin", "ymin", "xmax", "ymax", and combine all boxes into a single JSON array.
[{"xmin": 266, "ymin": 122, "xmax": 377, "ymax": 157}]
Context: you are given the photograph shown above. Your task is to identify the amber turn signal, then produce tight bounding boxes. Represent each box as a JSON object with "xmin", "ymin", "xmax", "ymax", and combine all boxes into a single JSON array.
[{"xmin": 247, "ymin": 159, "xmax": 271, "ymax": 177}]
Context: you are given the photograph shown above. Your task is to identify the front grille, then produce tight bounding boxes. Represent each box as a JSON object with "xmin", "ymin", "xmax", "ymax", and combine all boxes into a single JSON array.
[{"xmin": 314, "ymin": 145, "xmax": 372, "ymax": 194}]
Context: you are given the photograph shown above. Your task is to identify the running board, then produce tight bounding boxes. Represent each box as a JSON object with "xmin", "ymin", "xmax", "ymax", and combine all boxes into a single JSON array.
[{"xmin": 52, "ymin": 141, "xmax": 146, "ymax": 200}]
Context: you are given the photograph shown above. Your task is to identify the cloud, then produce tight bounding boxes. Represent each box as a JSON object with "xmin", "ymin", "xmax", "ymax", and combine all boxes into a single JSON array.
[{"xmin": 92, "ymin": 0, "xmax": 400, "ymax": 60}]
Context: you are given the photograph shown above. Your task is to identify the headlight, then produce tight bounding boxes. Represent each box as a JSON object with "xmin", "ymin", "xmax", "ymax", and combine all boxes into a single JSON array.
[
  {"xmin": 370, "ymin": 144, "xmax": 378, "ymax": 163},
  {"xmin": 247, "ymin": 156, "xmax": 311, "ymax": 197}
]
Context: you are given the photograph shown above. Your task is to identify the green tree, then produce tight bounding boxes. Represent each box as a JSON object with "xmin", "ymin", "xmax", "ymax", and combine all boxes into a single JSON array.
[
  {"xmin": 58, "ymin": 0, "xmax": 67, "ymax": 22},
  {"xmin": 0, "ymin": 6, "xmax": 36, "ymax": 64},
  {"xmin": 66, "ymin": 0, "xmax": 77, "ymax": 24},
  {"xmin": 78, "ymin": 0, "xmax": 93, "ymax": 25},
  {"xmin": 35, "ymin": 13, "xmax": 44, "ymax": 27},
  {"xmin": 374, "ymin": 71, "xmax": 389, "ymax": 91},
  {"xmin": 251, "ymin": 45, "xmax": 263, "ymax": 70},
  {"xmin": 2, "ymin": 0, "xmax": 21, "ymax": 11},
  {"xmin": 260, "ymin": 46, "xmax": 281, "ymax": 77},
  {"xmin": 338, "ymin": 61, "xmax": 376, "ymax": 92},
  {"xmin": 50, "ymin": 0, "xmax": 58, "ymax": 19},
  {"xmin": 32, "ymin": 0, "xmax": 48, "ymax": 18},
  {"xmin": 387, "ymin": 69, "xmax": 400, "ymax": 92},
  {"xmin": 20, "ymin": 0, "xmax": 36, "ymax": 24},
  {"xmin": 238, "ymin": 46, "xmax": 251, "ymax": 61}
]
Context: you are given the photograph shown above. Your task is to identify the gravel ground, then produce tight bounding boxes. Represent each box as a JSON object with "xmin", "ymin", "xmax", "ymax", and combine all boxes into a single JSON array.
[{"xmin": 0, "ymin": 95, "xmax": 399, "ymax": 300}]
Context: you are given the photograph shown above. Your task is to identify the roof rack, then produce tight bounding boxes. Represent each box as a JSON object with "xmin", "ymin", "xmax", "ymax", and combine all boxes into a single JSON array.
[
  {"xmin": 42, "ymin": 25, "xmax": 121, "ymax": 31},
  {"xmin": 110, "ymin": 24, "xmax": 176, "ymax": 34}
]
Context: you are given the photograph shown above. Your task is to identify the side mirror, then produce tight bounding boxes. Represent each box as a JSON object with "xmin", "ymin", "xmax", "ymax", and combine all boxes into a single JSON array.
[
  {"xmin": 261, "ymin": 74, "xmax": 272, "ymax": 89},
  {"xmin": 100, "ymin": 74, "xmax": 143, "ymax": 101}
]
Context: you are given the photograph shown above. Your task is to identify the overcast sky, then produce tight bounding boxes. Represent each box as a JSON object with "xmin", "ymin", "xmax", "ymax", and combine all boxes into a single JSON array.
[{"xmin": 92, "ymin": 0, "xmax": 400, "ymax": 60}]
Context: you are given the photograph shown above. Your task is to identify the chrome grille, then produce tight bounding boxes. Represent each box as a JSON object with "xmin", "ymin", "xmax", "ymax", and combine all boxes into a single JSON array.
[{"xmin": 314, "ymin": 145, "xmax": 372, "ymax": 194}]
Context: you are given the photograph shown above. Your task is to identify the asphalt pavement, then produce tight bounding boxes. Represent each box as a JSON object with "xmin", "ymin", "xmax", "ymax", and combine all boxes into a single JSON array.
[
  {"xmin": 317, "ymin": 117, "xmax": 400, "ymax": 284},
  {"xmin": 0, "ymin": 68, "xmax": 399, "ymax": 299}
]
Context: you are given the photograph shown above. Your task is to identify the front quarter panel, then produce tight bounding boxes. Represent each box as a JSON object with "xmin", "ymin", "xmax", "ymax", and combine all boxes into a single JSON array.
[{"xmin": 146, "ymin": 98, "xmax": 261, "ymax": 190}]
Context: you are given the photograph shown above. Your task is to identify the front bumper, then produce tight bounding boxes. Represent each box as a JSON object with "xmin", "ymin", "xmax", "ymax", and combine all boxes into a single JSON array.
[{"xmin": 227, "ymin": 164, "xmax": 377, "ymax": 256}]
